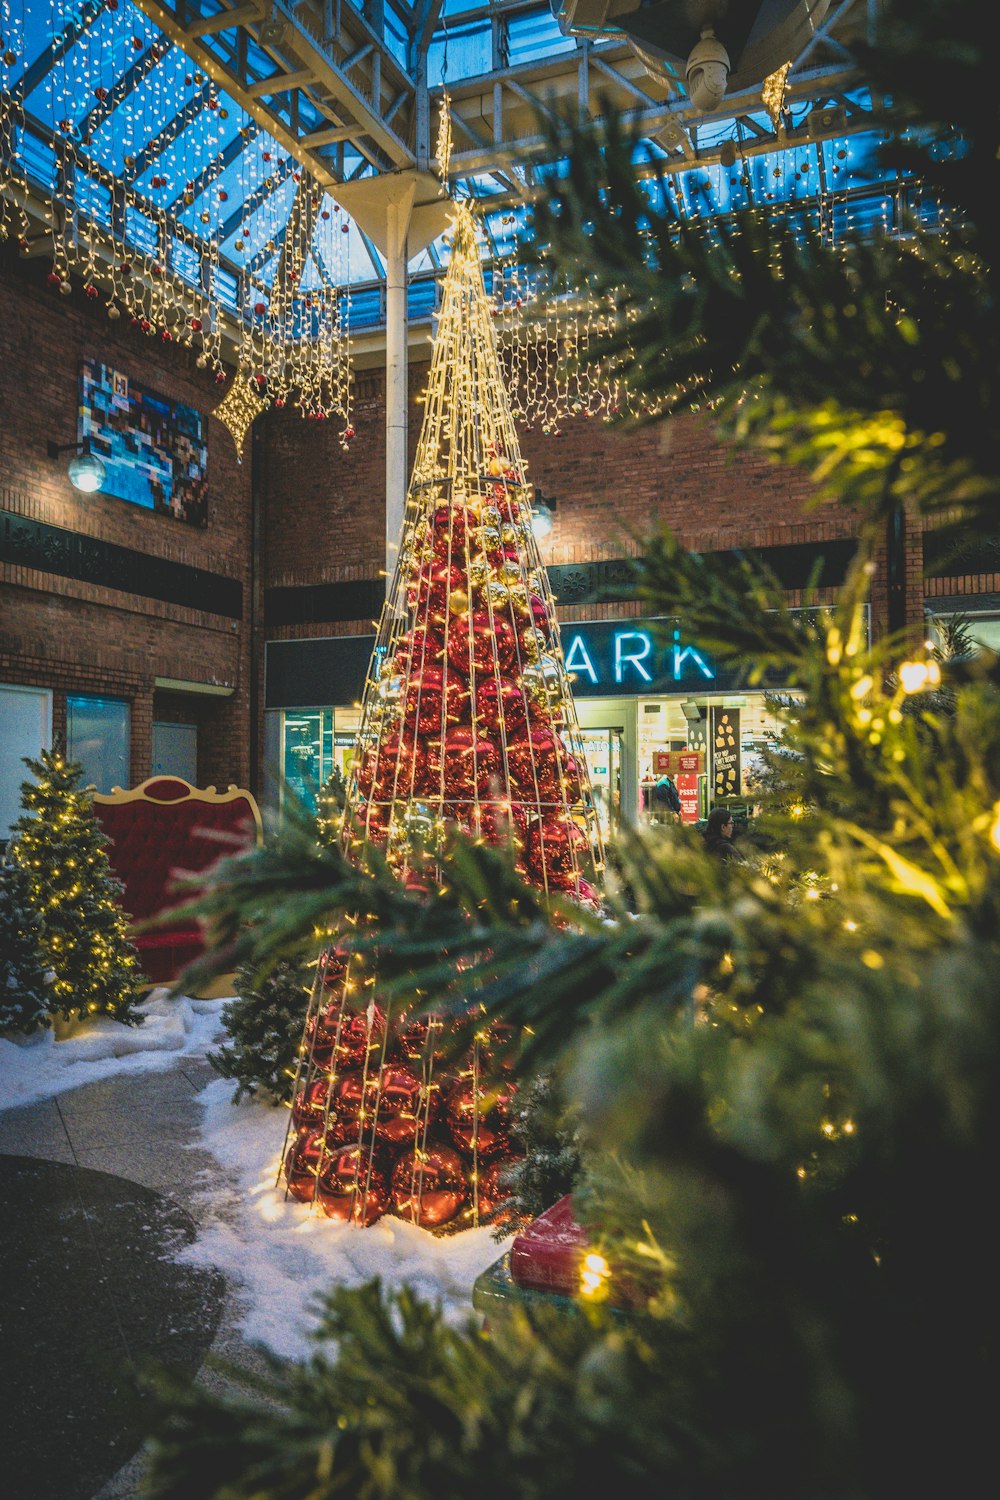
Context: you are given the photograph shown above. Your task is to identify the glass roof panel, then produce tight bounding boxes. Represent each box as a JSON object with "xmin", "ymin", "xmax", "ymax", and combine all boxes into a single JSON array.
[{"xmin": 1, "ymin": 3, "xmax": 945, "ymax": 328}]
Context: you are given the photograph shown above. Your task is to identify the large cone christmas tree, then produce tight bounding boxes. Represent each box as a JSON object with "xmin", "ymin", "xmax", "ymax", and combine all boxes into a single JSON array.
[{"xmin": 281, "ymin": 204, "xmax": 604, "ymax": 1232}]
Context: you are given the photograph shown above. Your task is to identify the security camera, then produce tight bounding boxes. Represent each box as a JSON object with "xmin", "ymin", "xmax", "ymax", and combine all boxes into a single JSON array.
[{"xmin": 685, "ymin": 26, "xmax": 731, "ymax": 112}]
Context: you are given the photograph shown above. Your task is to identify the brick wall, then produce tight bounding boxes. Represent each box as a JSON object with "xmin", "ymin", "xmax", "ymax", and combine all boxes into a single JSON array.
[
  {"xmin": 0, "ymin": 250, "xmax": 253, "ymax": 791},
  {"xmin": 257, "ymin": 356, "xmax": 860, "ymax": 621},
  {"xmin": 4, "ymin": 248, "xmax": 998, "ymax": 803}
]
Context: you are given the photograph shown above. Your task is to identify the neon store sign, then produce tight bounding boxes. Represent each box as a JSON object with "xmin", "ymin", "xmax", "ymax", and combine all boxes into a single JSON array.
[{"xmin": 561, "ymin": 619, "xmax": 716, "ymax": 697}]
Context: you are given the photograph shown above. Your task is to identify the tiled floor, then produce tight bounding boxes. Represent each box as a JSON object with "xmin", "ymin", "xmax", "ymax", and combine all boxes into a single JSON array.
[{"xmin": 0, "ymin": 1060, "xmax": 263, "ymax": 1500}]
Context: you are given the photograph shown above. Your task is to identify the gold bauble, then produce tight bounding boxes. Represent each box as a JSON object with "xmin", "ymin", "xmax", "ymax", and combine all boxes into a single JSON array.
[
  {"xmin": 479, "ymin": 526, "xmax": 501, "ymax": 549},
  {"xmin": 487, "ymin": 456, "xmax": 503, "ymax": 475},
  {"xmin": 509, "ymin": 583, "xmax": 529, "ymax": 611},
  {"xmin": 502, "ymin": 561, "xmax": 523, "ymax": 586},
  {"xmin": 501, "ymin": 523, "xmax": 520, "ymax": 545},
  {"xmin": 449, "ymin": 590, "xmax": 470, "ymax": 615},
  {"xmin": 487, "ymin": 582, "xmax": 510, "ymax": 609},
  {"xmin": 387, "ymin": 823, "xmax": 410, "ymax": 853},
  {"xmin": 481, "ymin": 505, "xmax": 501, "ymax": 527},
  {"xmin": 520, "ymin": 629, "xmax": 541, "ymax": 663},
  {"xmin": 521, "ymin": 666, "xmax": 547, "ymax": 705},
  {"xmin": 468, "ymin": 558, "xmax": 489, "ymax": 586}
]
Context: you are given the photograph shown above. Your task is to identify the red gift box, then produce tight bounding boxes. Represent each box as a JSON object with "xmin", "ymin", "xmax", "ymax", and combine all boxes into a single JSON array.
[{"xmin": 509, "ymin": 1194, "xmax": 590, "ymax": 1295}]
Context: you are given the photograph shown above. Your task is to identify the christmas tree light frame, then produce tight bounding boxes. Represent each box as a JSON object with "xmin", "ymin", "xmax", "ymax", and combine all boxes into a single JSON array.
[{"xmin": 281, "ymin": 201, "xmax": 605, "ymax": 1233}]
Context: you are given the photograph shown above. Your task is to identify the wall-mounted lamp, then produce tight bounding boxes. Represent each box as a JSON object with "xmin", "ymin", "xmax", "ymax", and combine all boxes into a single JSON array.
[
  {"xmin": 530, "ymin": 489, "xmax": 557, "ymax": 541},
  {"xmin": 47, "ymin": 439, "xmax": 106, "ymax": 494}
]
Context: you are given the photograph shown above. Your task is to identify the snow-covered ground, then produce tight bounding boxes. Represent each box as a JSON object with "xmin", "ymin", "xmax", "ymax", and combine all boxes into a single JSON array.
[{"xmin": 0, "ymin": 994, "xmax": 505, "ymax": 1361}]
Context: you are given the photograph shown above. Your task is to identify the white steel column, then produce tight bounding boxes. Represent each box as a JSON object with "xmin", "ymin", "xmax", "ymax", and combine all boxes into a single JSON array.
[{"xmin": 384, "ymin": 197, "xmax": 409, "ymax": 586}]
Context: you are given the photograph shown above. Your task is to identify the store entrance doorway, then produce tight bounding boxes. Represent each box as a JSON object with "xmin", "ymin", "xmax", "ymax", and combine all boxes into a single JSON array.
[{"xmin": 578, "ymin": 726, "xmax": 623, "ymax": 838}]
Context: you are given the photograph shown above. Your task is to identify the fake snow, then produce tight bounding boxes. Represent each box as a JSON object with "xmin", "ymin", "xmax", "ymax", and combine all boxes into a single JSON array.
[
  {"xmin": 0, "ymin": 990, "xmax": 225, "ymax": 1109},
  {"xmin": 0, "ymin": 992, "xmax": 505, "ymax": 1361}
]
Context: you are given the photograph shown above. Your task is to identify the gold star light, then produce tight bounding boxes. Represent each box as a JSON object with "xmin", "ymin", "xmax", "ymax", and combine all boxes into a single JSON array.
[
  {"xmin": 214, "ymin": 373, "xmax": 266, "ymax": 459},
  {"xmin": 762, "ymin": 62, "xmax": 792, "ymax": 129}
]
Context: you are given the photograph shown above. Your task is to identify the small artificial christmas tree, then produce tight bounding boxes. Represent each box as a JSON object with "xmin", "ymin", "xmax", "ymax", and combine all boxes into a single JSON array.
[
  {"xmin": 489, "ymin": 1071, "xmax": 582, "ymax": 1238},
  {"xmin": 315, "ymin": 766, "xmax": 346, "ymax": 850},
  {"xmin": 6, "ymin": 747, "xmax": 144, "ymax": 1025},
  {"xmin": 0, "ymin": 854, "xmax": 52, "ymax": 1034},
  {"xmin": 209, "ymin": 957, "xmax": 314, "ymax": 1104}
]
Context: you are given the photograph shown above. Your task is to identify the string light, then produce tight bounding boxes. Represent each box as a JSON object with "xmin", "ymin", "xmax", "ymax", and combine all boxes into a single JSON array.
[
  {"xmin": 761, "ymin": 62, "xmax": 791, "ymax": 130},
  {"xmin": 0, "ymin": 0, "xmax": 352, "ymax": 427}
]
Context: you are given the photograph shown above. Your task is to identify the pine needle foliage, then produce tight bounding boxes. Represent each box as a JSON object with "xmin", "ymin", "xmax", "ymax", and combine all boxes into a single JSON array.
[
  {"xmin": 208, "ymin": 957, "xmax": 313, "ymax": 1104},
  {"xmin": 528, "ymin": 0, "xmax": 999, "ymax": 548},
  {"xmin": 0, "ymin": 853, "xmax": 52, "ymax": 1034},
  {"xmin": 142, "ymin": 5, "xmax": 1000, "ymax": 1494},
  {"xmin": 6, "ymin": 747, "xmax": 144, "ymax": 1025},
  {"xmin": 493, "ymin": 1071, "xmax": 583, "ymax": 1237}
]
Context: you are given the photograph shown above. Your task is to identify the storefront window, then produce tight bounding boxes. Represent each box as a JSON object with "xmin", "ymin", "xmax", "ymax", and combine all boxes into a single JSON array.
[
  {"xmin": 577, "ymin": 727, "xmax": 623, "ymax": 837},
  {"xmin": 636, "ymin": 694, "xmax": 800, "ymax": 823},
  {"xmin": 66, "ymin": 694, "xmax": 130, "ymax": 794},
  {"xmin": 0, "ymin": 683, "xmax": 52, "ymax": 840},
  {"xmin": 279, "ymin": 707, "xmax": 361, "ymax": 817}
]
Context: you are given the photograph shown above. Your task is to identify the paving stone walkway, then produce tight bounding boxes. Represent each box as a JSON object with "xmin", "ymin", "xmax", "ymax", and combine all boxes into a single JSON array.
[{"xmin": 0, "ymin": 1058, "xmax": 266, "ymax": 1500}]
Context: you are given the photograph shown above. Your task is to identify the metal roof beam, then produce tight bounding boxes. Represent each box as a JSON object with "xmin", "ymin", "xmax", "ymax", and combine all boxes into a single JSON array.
[
  {"xmin": 135, "ymin": 0, "xmax": 415, "ymax": 182},
  {"xmin": 186, "ymin": 2, "xmax": 265, "ymax": 37},
  {"xmin": 76, "ymin": 39, "xmax": 170, "ymax": 148},
  {"xmin": 245, "ymin": 66, "xmax": 317, "ymax": 98},
  {"xmin": 167, "ymin": 120, "xmax": 261, "ymax": 212},
  {"xmin": 218, "ymin": 154, "xmax": 296, "ymax": 241}
]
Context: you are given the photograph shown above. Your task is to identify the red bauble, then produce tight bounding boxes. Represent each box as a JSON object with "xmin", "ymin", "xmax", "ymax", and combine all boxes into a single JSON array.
[
  {"xmin": 573, "ymin": 878, "xmax": 603, "ymax": 912},
  {"xmin": 407, "ymin": 560, "xmax": 464, "ymax": 615},
  {"xmin": 443, "ymin": 726, "xmax": 500, "ymax": 799},
  {"xmin": 447, "ymin": 612, "xmax": 516, "ymax": 678},
  {"xmin": 321, "ymin": 950, "xmax": 349, "ymax": 987},
  {"xmin": 394, "ymin": 624, "xmax": 444, "ymax": 676},
  {"xmin": 403, "ymin": 665, "xmax": 469, "ymax": 737},
  {"xmin": 373, "ymin": 1063, "xmax": 432, "ymax": 1145},
  {"xmin": 303, "ymin": 1008, "xmax": 339, "ymax": 1065},
  {"xmin": 337, "ymin": 1004, "xmax": 386, "ymax": 1068},
  {"xmin": 476, "ymin": 1154, "xmax": 524, "ymax": 1222},
  {"xmin": 371, "ymin": 730, "xmax": 417, "ymax": 803},
  {"xmin": 505, "ymin": 728, "xmax": 569, "ymax": 803},
  {"xmin": 469, "ymin": 800, "xmax": 528, "ymax": 847},
  {"xmin": 316, "ymin": 1145, "xmax": 389, "ymax": 1225},
  {"xmin": 445, "ymin": 1078, "xmax": 516, "ymax": 1158},
  {"xmin": 526, "ymin": 815, "xmax": 590, "ymax": 880},
  {"xmin": 284, "ymin": 1127, "xmax": 328, "ymax": 1203},
  {"xmin": 409, "ymin": 736, "xmax": 443, "ymax": 798},
  {"xmin": 391, "ymin": 1141, "xmax": 468, "ymax": 1229},
  {"xmin": 475, "ymin": 676, "xmax": 528, "ymax": 736},
  {"xmin": 329, "ymin": 1069, "xmax": 378, "ymax": 1143},
  {"xmin": 528, "ymin": 594, "xmax": 552, "ymax": 639},
  {"xmin": 305, "ymin": 1003, "xmax": 384, "ymax": 1070},
  {"xmin": 292, "ymin": 1075, "xmax": 334, "ymax": 1132},
  {"xmin": 394, "ymin": 1011, "xmax": 448, "ymax": 1061},
  {"xmin": 429, "ymin": 503, "xmax": 476, "ymax": 557},
  {"xmin": 560, "ymin": 753, "xmax": 584, "ymax": 805}
]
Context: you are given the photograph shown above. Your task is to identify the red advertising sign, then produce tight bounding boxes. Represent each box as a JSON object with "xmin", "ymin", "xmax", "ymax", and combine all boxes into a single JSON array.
[{"xmin": 676, "ymin": 774, "xmax": 700, "ymax": 824}]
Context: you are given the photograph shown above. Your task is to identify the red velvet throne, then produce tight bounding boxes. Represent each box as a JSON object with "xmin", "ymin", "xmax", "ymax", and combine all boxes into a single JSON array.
[{"xmin": 92, "ymin": 776, "xmax": 263, "ymax": 993}]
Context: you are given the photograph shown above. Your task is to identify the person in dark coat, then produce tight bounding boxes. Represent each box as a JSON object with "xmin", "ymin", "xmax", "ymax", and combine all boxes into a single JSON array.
[{"xmin": 702, "ymin": 806, "xmax": 746, "ymax": 861}]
